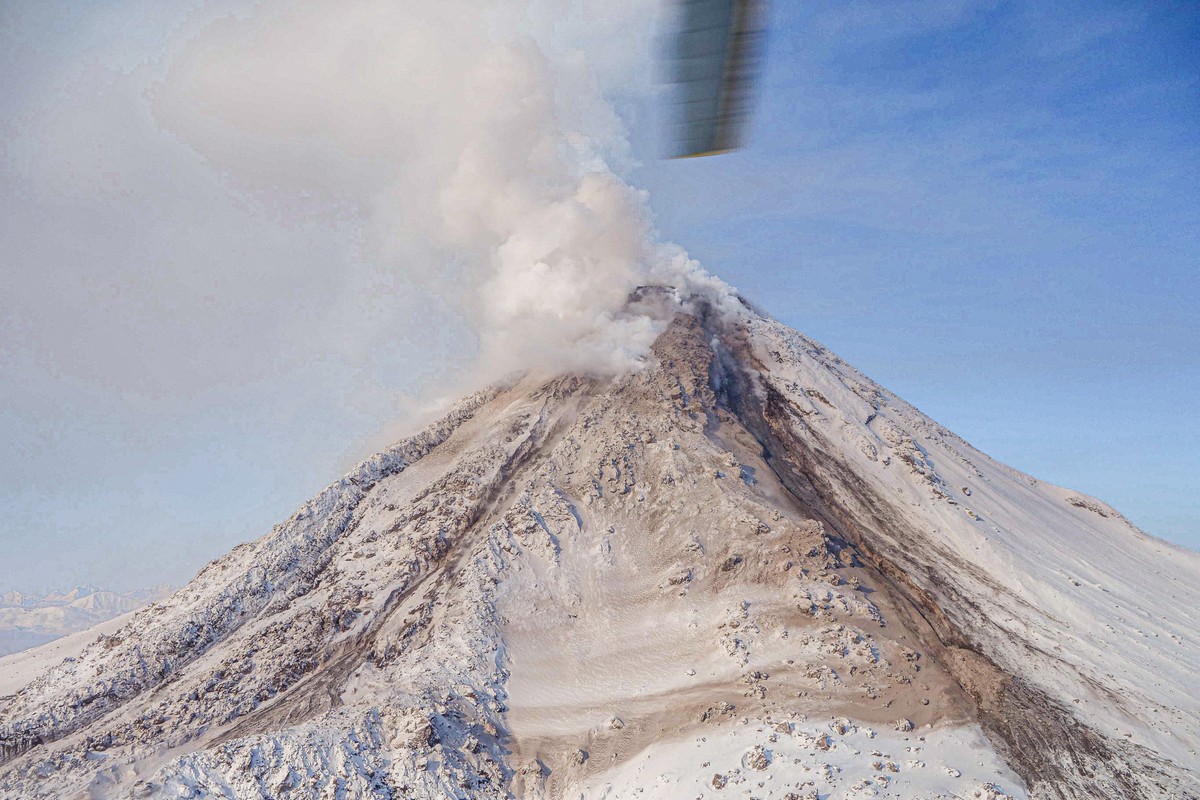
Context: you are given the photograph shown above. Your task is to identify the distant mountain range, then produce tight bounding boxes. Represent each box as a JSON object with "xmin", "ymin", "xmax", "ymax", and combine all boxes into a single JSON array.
[{"xmin": 0, "ymin": 585, "xmax": 173, "ymax": 657}]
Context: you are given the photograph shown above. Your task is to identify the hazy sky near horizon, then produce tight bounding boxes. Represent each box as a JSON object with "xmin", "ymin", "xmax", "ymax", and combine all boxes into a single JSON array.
[{"xmin": 1, "ymin": 0, "xmax": 1197, "ymax": 593}]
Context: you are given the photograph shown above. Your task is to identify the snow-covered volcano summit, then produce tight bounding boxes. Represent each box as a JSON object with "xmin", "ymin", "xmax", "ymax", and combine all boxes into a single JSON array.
[{"xmin": 2, "ymin": 296, "xmax": 1197, "ymax": 799}]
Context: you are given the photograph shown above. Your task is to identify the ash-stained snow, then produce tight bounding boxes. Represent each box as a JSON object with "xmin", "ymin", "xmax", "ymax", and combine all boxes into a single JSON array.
[
  {"xmin": 572, "ymin": 715, "xmax": 1025, "ymax": 799},
  {"xmin": 744, "ymin": 314, "xmax": 1200, "ymax": 792},
  {"xmin": 1, "ymin": 294, "xmax": 1196, "ymax": 799}
]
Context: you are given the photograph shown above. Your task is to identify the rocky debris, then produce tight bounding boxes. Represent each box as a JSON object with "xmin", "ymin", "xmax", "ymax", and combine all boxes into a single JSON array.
[
  {"xmin": 740, "ymin": 669, "xmax": 770, "ymax": 700},
  {"xmin": 1066, "ymin": 496, "xmax": 1110, "ymax": 518},
  {"xmin": 894, "ymin": 718, "xmax": 915, "ymax": 732},
  {"xmin": 719, "ymin": 555, "xmax": 743, "ymax": 572},
  {"xmin": 701, "ymin": 701, "xmax": 737, "ymax": 723},
  {"xmin": 711, "ymin": 772, "xmax": 728, "ymax": 789},
  {"xmin": 743, "ymin": 744, "xmax": 771, "ymax": 771},
  {"xmin": 784, "ymin": 791, "xmax": 818, "ymax": 800},
  {"xmin": 830, "ymin": 718, "xmax": 854, "ymax": 736},
  {"xmin": 665, "ymin": 568, "xmax": 693, "ymax": 586}
]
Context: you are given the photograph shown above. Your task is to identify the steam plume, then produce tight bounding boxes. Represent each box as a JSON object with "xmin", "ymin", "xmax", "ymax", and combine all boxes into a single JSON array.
[{"xmin": 150, "ymin": 0, "xmax": 734, "ymax": 379}]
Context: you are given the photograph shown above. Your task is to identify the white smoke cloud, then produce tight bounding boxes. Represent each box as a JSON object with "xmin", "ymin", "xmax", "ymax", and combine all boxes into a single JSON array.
[
  {"xmin": 132, "ymin": 0, "xmax": 735, "ymax": 382},
  {"xmin": 0, "ymin": 0, "xmax": 743, "ymax": 579}
]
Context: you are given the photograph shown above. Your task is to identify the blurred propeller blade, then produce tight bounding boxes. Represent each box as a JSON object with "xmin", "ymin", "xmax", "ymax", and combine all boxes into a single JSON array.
[{"xmin": 667, "ymin": 0, "xmax": 768, "ymax": 158}]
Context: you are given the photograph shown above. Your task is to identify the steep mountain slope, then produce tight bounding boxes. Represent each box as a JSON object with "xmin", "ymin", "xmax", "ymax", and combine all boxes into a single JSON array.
[{"xmin": 1, "ymin": 295, "xmax": 1196, "ymax": 800}]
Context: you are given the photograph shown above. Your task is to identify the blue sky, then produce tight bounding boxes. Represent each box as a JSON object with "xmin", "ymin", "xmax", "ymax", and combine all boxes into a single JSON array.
[{"xmin": 1, "ymin": 0, "xmax": 1197, "ymax": 593}]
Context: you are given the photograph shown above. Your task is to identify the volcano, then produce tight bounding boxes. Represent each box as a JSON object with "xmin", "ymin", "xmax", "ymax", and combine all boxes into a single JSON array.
[{"xmin": 2, "ymin": 292, "xmax": 1197, "ymax": 799}]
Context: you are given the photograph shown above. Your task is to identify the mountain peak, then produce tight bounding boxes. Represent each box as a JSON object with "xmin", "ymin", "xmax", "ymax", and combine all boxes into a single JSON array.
[{"xmin": 1, "ymin": 308, "xmax": 1197, "ymax": 799}]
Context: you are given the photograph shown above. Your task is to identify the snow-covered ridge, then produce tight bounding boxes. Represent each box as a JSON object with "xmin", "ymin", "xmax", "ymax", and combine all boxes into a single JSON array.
[{"xmin": 0, "ymin": 387, "xmax": 497, "ymax": 763}]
